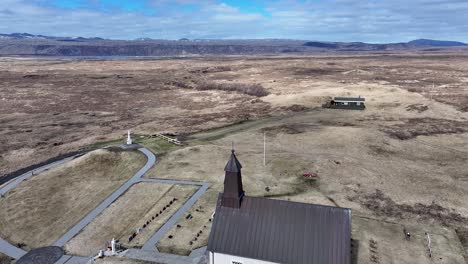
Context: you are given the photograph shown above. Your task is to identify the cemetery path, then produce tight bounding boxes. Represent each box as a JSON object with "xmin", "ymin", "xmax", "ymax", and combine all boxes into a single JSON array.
[
  {"xmin": 142, "ymin": 181, "xmax": 210, "ymax": 251},
  {"xmin": 0, "ymin": 155, "xmax": 81, "ymax": 196},
  {"xmin": 53, "ymin": 147, "xmax": 156, "ymax": 247},
  {"xmin": 0, "ymin": 146, "xmax": 211, "ymax": 263},
  {"xmin": 0, "ymin": 153, "xmax": 84, "ymax": 259},
  {"xmin": 0, "ymin": 237, "xmax": 27, "ymax": 259}
]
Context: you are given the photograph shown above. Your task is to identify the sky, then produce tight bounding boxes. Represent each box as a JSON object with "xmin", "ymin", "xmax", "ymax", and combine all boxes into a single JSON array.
[{"xmin": 1, "ymin": 0, "xmax": 468, "ymax": 42}]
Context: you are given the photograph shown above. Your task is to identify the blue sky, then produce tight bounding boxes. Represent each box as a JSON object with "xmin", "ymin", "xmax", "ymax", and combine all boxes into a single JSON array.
[{"xmin": 1, "ymin": 0, "xmax": 468, "ymax": 42}]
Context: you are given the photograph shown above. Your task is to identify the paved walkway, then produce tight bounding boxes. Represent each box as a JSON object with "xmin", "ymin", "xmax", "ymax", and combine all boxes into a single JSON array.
[
  {"xmin": 140, "ymin": 178, "xmax": 206, "ymax": 186},
  {"xmin": 0, "ymin": 146, "xmax": 211, "ymax": 263},
  {"xmin": 0, "ymin": 155, "xmax": 80, "ymax": 196},
  {"xmin": 53, "ymin": 148, "xmax": 156, "ymax": 247},
  {"xmin": 54, "ymin": 255, "xmax": 91, "ymax": 264},
  {"xmin": 0, "ymin": 238, "xmax": 27, "ymax": 259},
  {"xmin": 142, "ymin": 182, "xmax": 210, "ymax": 251},
  {"xmin": 124, "ymin": 248, "xmax": 207, "ymax": 264},
  {"xmin": 0, "ymin": 154, "xmax": 82, "ymax": 259}
]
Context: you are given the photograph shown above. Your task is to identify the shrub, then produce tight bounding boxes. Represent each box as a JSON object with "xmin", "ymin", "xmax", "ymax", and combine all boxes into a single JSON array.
[{"xmin": 196, "ymin": 82, "xmax": 269, "ymax": 97}]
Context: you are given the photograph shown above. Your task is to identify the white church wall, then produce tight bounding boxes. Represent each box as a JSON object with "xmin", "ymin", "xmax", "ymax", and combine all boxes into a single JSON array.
[{"xmin": 210, "ymin": 252, "xmax": 278, "ymax": 264}]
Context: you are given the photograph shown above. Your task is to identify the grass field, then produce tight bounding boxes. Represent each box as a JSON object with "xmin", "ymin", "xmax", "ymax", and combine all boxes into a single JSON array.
[
  {"xmin": 352, "ymin": 215, "xmax": 466, "ymax": 264},
  {"xmin": 65, "ymin": 182, "xmax": 198, "ymax": 256},
  {"xmin": 1, "ymin": 55, "xmax": 468, "ymax": 263},
  {"xmin": 147, "ymin": 92, "xmax": 468, "ymax": 259},
  {"xmin": 0, "ymin": 148, "xmax": 145, "ymax": 250},
  {"xmin": 0, "ymin": 253, "xmax": 12, "ymax": 264},
  {"xmin": 156, "ymin": 187, "xmax": 218, "ymax": 255},
  {"xmin": 133, "ymin": 136, "xmax": 181, "ymax": 155}
]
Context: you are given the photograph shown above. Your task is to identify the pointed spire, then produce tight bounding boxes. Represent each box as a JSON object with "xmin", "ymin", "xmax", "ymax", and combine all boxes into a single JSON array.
[
  {"xmin": 222, "ymin": 148, "xmax": 244, "ymax": 208},
  {"xmin": 224, "ymin": 149, "xmax": 242, "ymax": 172}
]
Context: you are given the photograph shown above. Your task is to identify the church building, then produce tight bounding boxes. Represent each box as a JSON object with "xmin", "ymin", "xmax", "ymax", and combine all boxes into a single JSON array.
[{"xmin": 207, "ymin": 150, "xmax": 352, "ymax": 264}]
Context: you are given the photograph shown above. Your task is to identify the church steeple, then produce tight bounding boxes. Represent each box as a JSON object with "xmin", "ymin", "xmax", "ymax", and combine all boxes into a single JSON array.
[{"xmin": 221, "ymin": 149, "xmax": 244, "ymax": 208}]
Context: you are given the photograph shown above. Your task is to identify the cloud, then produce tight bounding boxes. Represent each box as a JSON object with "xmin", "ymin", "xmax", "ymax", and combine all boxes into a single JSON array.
[{"xmin": 0, "ymin": 0, "xmax": 467, "ymax": 42}]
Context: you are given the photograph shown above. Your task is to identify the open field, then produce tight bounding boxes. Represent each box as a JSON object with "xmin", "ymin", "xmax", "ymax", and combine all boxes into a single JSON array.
[
  {"xmin": 0, "ymin": 253, "xmax": 12, "ymax": 264},
  {"xmin": 65, "ymin": 182, "xmax": 198, "ymax": 256},
  {"xmin": 1, "ymin": 54, "xmax": 468, "ymax": 263},
  {"xmin": 352, "ymin": 215, "xmax": 466, "ymax": 264},
  {"xmin": 145, "ymin": 83, "xmax": 468, "ymax": 259},
  {"xmin": 148, "ymin": 142, "xmax": 319, "ymax": 255},
  {"xmin": 0, "ymin": 148, "xmax": 145, "ymax": 250},
  {"xmin": 2, "ymin": 54, "xmax": 468, "ymax": 179},
  {"xmin": 156, "ymin": 188, "xmax": 218, "ymax": 256}
]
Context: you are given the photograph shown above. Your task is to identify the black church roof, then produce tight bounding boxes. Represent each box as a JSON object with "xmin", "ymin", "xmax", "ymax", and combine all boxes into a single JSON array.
[
  {"xmin": 333, "ymin": 97, "xmax": 365, "ymax": 102},
  {"xmin": 207, "ymin": 195, "xmax": 351, "ymax": 264}
]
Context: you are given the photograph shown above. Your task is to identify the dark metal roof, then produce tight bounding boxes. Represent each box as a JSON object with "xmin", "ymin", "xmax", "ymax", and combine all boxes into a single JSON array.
[
  {"xmin": 333, "ymin": 97, "xmax": 365, "ymax": 102},
  {"xmin": 224, "ymin": 150, "xmax": 242, "ymax": 172},
  {"xmin": 208, "ymin": 195, "xmax": 351, "ymax": 264}
]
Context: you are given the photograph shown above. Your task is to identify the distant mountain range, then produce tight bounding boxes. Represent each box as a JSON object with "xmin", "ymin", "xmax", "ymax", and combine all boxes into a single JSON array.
[
  {"xmin": 0, "ymin": 32, "xmax": 105, "ymax": 41},
  {"xmin": 408, "ymin": 39, "xmax": 468, "ymax": 47},
  {"xmin": 0, "ymin": 33, "xmax": 467, "ymax": 56}
]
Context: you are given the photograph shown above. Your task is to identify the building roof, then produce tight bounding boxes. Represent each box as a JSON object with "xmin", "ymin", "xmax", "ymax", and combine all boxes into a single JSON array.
[
  {"xmin": 207, "ymin": 195, "xmax": 352, "ymax": 264},
  {"xmin": 333, "ymin": 97, "xmax": 365, "ymax": 102},
  {"xmin": 224, "ymin": 150, "xmax": 242, "ymax": 172}
]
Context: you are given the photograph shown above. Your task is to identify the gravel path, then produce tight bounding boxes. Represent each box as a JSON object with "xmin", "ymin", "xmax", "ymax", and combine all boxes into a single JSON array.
[
  {"xmin": 53, "ymin": 148, "xmax": 156, "ymax": 247},
  {"xmin": 142, "ymin": 183, "xmax": 210, "ymax": 251},
  {"xmin": 124, "ymin": 248, "xmax": 207, "ymax": 264},
  {"xmin": 0, "ymin": 146, "xmax": 211, "ymax": 263},
  {"xmin": 54, "ymin": 255, "xmax": 91, "ymax": 264},
  {"xmin": 0, "ymin": 154, "xmax": 81, "ymax": 259},
  {"xmin": 140, "ymin": 178, "xmax": 206, "ymax": 186},
  {"xmin": 0, "ymin": 238, "xmax": 27, "ymax": 259},
  {"xmin": 0, "ymin": 155, "xmax": 80, "ymax": 196}
]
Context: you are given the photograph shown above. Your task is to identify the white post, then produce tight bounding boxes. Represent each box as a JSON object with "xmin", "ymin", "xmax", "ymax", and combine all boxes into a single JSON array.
[
  {"xmin": 126, "ymin": 130, "xmax": 132, "ymax": 145},
  {"xmin": 263, "ymin": 132, "xmax": 266, "ymax": 166},
  {"xmin": 111, "ymin": 238, "xmax": 116, "ymax": 254}
]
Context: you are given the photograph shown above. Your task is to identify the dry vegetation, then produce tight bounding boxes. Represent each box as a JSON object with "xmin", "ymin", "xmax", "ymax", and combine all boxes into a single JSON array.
[
  {"xmin": 1, "ymin": 54, "xmax": 468, "ymax": 263},
  {"xmin": 0, "ymin": 148, "xmax": 145, "ymax": 250},
  {"xmin": 145, "ymin": 143, "xmax": 317, "ymax": 255},
  {"xmin": 0, "ymin": 253, "xmax": 12, "ymax": 264},
  {"xmin": 382, "ymin": 118, "xmax": 468, "ymax": 140},
  {"xmin": 65, "ymin": 183, "xmax": 198, "ymax": 256},
  {"xmin": 2, "ymin": 54, "xmax": 468, "ymax": 179},
  {"xmin": 147, "ymin": 102, "xmax": 468, "ymax": 260},
  {"xmin": 156, "ymin": 188, "xmax": 218, "ymax": 256},
  {"xmin": 352, "ymin": 216, "xmax": 466, "ymax": 264},
  {"xmin": 196, "ymin": 82, "xmax": 269, "ymax": 97}
]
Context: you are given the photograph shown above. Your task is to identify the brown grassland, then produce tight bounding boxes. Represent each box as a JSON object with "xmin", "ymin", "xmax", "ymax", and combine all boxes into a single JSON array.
[
  {"xmin": 0, "ymin": 54, "xmax": 468, "ymax": 263},
  {"xmin": 0, "ymin": 253, "xmax": 13, "ymax": 264},
  {"xmin": 65, "ymin": 182, "xmax": 198, "ymax": 256},
  {"xmin": 0, "ymin": 148, "xmax": 145, "ymax": 250}
]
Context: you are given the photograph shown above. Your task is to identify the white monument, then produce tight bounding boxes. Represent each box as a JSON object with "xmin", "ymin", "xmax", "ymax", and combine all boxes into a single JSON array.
[
  {"xmin": 111, "ymin": 238, "xmax": 116, "ymax": 254},
  {"xmin": 126, "ymin": 130, "xmax": 132, "ymax": 145}
]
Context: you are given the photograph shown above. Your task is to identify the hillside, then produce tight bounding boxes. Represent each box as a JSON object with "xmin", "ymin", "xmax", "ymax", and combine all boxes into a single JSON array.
[{"xmin": 0, "ymin": 33, "xmax": 467, "ymax": 56}]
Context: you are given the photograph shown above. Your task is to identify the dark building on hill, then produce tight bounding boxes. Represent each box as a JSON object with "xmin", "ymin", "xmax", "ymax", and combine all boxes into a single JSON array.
[
  {"xmin": 325, "ymin": 96, "xmax": 366, "ymax": 110},
  {"xmin": 207, "ymin": 150, "xmax": 352, "ymax": 264}
]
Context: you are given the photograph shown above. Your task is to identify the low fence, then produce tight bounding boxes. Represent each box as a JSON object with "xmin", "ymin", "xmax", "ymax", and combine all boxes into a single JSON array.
[{"xmin": 153, "ymin": 134, "xmax": 182, "ymax": 145}]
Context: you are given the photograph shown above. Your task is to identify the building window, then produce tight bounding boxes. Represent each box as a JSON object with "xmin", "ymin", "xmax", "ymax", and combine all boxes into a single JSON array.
[{"xmin": 232, "ymin": 261, "xmax": 243, "ymax": 264}]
